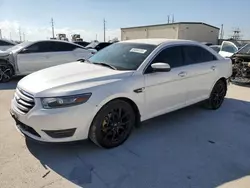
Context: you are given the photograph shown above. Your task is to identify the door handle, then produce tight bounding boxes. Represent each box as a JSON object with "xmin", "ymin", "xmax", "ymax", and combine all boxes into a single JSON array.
[
  {"xmin": 211, "ymin": 66, "xmax": 216, "ymax": 70},
  {"xmin": 178, "ymin": 71, "xmax": 187, "ymax": 77}
]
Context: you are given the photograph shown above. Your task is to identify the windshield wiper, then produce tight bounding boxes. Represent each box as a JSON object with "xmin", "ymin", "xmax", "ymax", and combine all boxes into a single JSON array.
[{"xmin": 93, "ymin": 62, "xmax": 117, "ymax": 70}]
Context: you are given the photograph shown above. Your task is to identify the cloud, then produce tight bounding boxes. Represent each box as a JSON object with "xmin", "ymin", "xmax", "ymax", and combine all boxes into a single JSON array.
[{"xmin": 0, "ymin": 20, "xmax": 120, "ymax": 42}]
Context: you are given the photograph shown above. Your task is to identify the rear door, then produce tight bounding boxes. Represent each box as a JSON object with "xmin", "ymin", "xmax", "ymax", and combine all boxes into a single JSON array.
[
  {"xmin": 49, "ymin": 42, "xmax": 93, "ymax": 64},
  {"xmin": 219, "ymin": 41, "xmax": 238, "ymax": 58},
  {"xmin": 48, "ymin": 41, "xmax": 77, "ymax": 66},
  {"xmin": 182, "ymin": 45, "xmax": 219, "ymax": 105}
]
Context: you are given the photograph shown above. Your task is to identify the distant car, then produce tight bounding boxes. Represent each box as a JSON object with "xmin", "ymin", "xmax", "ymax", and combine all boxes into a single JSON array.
[
  {"xmin": 74, "ymin": 41, "xmax": 90, "ymax": 47},
  {"xmin": 0, "ymin": 39, "xmax": 16, "ymax": 51},
  {"xmin": 202, "ymin": 42, "xmax": 213, "ymax": 46},
  {"xmin": 218, "ymin": 41, "xmax": 241, "ymax": 58},
  {"xmin": 210, "ymin": 45, "xmax": 221, "ymax": 53},
  {"xmin": 10, "ymin": 39, "xmax": 232, "ymax": 148},
  {"xmin": 85, "ymin": 41, "xmax": 113, "ymax": 51},
  {"xmin": 0, "ymin": 40, "xmax": 95, "ymax": 82}
]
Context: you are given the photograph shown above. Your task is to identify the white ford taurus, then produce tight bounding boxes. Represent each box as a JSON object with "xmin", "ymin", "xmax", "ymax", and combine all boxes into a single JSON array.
[{"xmin": 10, "ymin": 39, "xmax": 232, "ymax": 148}]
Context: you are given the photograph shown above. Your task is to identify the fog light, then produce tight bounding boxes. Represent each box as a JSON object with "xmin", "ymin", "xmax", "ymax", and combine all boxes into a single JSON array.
[{"xmin": 43, "ymin": 128, "xmax": 76, "ymax": 138}]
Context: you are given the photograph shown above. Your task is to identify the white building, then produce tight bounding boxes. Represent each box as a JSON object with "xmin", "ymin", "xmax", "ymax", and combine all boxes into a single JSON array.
[{"xmin": 121, "ymin": 22, "xmax": 220, "ymax": 44}]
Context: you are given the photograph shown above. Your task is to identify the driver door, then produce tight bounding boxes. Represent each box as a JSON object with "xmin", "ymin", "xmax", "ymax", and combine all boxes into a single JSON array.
[
  {"xmin": 219, "ymin": 41, "xmax": 238, "ymax": 58},
  {"xmin": 143, "ymin": 46, "xmax": 188, "ymax": 120},
  {"xmin": 17, "ymin": 42, "xmax": 52, "ymax": 74}
]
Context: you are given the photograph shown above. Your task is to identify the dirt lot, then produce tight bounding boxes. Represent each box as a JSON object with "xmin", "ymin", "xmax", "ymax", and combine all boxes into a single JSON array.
[{"xmin": 1, "ymin": 79, "xmax": 250, "ymax": 188}]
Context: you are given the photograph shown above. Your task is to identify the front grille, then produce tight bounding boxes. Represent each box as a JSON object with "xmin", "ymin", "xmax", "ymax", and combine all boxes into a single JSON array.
[{"xmin": 14, "ymin": 88, "xmax": 35, "ymax": 114}]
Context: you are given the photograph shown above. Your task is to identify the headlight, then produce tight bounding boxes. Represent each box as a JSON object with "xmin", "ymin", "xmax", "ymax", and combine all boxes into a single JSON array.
[
  {"xmin": 41, "ymin": 93, "xmax": 92, "ymax": 109},
  {"xmin": 248, "ymin": 62, "xmax": 250, "ymax": 67}
]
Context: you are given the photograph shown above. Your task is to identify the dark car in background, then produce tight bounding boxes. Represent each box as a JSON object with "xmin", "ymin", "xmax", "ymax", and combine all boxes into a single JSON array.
[
  {"xmin": 74, "ymin": 41, "xmax": 90, "ymax": 47},
  {"xmin": 85, "ymin": 41, "xmax": 113, "ymax": 51}
]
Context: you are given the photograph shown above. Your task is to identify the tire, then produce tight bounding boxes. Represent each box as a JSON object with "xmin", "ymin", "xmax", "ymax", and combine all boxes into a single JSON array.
[
  {"xmin": 0, "ymin": 63, "xmax": 14, "ymax": 83},
  {"xmin": 204, "ymin": 80, "xmax": 227, "ymax": 110},
  {"xmin": 89, "ymin": 100, "xmax": 135, "ymax": 148}
]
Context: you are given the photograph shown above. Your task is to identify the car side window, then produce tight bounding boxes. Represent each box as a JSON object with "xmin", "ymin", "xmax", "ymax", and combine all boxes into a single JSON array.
[
  {"xmin": 51, "ymin": 42, "xmax": 77, "ymax": 52},
  {"xmin": 153, "ymin": 46, "xmax": 183, "ymax": 67},
  {"xmin": 145, "ymin": 46, "xmax": 183, "ymax": 74},
  {"xmin": 24, "ymin": 42, "xmax": 53, "ymax": 53},
  {"xmin": 183, "ymin": 45, "xmax": 217, "ymax": 66},
  {"xmin": 0, "ymin": 40, "xmax": 13, "ymax": 46}
]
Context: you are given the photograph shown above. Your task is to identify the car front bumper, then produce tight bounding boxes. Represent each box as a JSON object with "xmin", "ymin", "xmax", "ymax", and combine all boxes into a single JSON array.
[{"xmin": 10, "ymin": 98, "xmax": 96, "ymax": 142}]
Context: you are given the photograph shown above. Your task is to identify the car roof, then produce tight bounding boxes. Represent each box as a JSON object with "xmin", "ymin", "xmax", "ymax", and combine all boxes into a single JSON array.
[
  {"xmin": 29, "ymin": 39, "xmax": 85, "ymax": 48},
  {"xmin": 120, "ymin": 38, "xmax": 199, "ymax": 46}
]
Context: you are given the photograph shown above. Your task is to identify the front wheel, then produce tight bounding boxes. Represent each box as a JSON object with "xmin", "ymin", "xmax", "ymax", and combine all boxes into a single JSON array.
[
  {"xmin": 89, "ymin": 100, "xmax": 135, "ymax": 148},
  {"xmin": 0, "ymin": 64, "xmax": 14, "ymax": 83},
  {"xmin": 204, "ymin": 80, "xmax": 227, "ymax": 110}
]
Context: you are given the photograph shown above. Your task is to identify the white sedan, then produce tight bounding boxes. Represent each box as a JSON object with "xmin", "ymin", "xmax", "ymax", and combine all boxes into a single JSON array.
[
  {"xmin": 0, "ymin": 40, "xmax": 95, "ymax": 82},
  {"xmin": 10, "ymin": 39, "xmax": 232, "ymax": 148}
]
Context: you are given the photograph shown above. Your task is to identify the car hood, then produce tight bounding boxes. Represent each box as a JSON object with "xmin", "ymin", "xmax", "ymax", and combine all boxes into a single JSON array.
[{"xmin": 18, "ymin": 62, "xmax": 134, "ymax": 97}]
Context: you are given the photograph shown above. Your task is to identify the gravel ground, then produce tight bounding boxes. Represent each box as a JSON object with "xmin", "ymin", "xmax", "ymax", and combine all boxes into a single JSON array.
[{"xmin": 1, "ymin": 79, "xmax": 250, "ymax": 188}]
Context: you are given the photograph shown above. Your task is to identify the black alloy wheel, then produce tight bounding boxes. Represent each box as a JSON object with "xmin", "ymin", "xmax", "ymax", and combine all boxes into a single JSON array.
[
  {"xmin": 205, "ymin": 80, "xmax": 226, "ymax": 110},
  {"xmin": 89, "ymin": 100, "xmax": 135, "ymax": 148},
  {"xmin": 0, "ymin": 64, "xmax": 14, "ymax": 83}
]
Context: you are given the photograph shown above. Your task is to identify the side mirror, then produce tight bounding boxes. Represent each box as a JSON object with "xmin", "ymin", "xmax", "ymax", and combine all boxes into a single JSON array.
[{"xmin": 151, "ymin": 62, "xmax": 171, "ymax": 72}]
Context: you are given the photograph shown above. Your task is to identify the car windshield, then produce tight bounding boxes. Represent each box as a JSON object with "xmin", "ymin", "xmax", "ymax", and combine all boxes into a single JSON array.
[
  {"xmin": 5, "ymin": 41, "xmax": 32, "ymax": 52},
  {"xmin": 236, "ymin": 43, "xmax": 250, "ymax": 54},
  {"xmin": 87, "ymin": 42, "xmax": 156, "ymax": 70}
]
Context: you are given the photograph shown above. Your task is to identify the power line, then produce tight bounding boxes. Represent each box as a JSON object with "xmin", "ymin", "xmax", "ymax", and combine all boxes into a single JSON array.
[{"xmin": 51, "ymin": 18, "xmax": 55, "ymax": 39}]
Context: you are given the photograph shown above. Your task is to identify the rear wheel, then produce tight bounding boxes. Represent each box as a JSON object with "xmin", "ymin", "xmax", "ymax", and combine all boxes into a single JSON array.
[
  {"xmin": 89, "ymin": 100, "xmax": 135, "ymax": 148},
  {"xmin": 205, "ymin": 80, "xmax": 227, "ymax": 110},
  {"xmin": 0, "ymin": 63, "xmax": 14, "ymax": 83}
]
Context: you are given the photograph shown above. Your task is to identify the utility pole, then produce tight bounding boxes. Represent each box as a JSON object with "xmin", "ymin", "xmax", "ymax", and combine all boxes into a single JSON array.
[
  {"xmin": 18, "ymin": 27, "xmax": 22, "ymax": 41},
  {"xmin": 172, "ymin": 14, "xmax": 175, "ymax": 23},
  {"xmin": 51, "ymin": 18, "xmax": 55, "ymax": 39},
  {"xmin": 103, "ymin": 18, "xmax": 106, "ymax": 42},
  {"xmin": 23, "ymin": 32, "xmax": 25, "ymax": 41},
  {"xmin": 0, "ymin": 29, "xmax": 2, "ymax": 39},
  {"xmin": 167, "ymin": 15, "xmax": 170, "ymax": 24},
  {"xmin": 220, "ymin": 24, "xmax": 224, "ymax": 39},
  {"xmin": 95, "ymin": 34, "xmax": 97, "ymax": 40}
]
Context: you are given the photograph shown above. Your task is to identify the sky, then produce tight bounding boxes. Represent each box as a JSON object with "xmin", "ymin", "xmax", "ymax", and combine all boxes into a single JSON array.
[{"xmin": 0, "ymin": 0, "xmax": 249, "ymax": 42}]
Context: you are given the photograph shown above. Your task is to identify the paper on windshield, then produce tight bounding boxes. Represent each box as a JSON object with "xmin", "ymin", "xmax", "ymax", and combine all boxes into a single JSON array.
[{"xmin": 130, "ymin": 48, "xmax": 147, "ymax": 54}]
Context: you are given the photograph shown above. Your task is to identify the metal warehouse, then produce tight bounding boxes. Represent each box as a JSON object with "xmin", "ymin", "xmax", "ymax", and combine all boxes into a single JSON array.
[{"xmin": 121, "ymin": 22, "xmax": 220, "ymax": 44}]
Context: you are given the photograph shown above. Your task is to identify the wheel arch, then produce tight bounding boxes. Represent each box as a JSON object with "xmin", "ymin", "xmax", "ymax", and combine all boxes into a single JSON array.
[
  {"xmin": 217, "ymin": 77, "xmax": 227, "ymax": 92},
  {"xmin": 210, "ymin": 77, "xmax": 228, "ymax": 95},
  {"xmin": 111, "ymin": 97, "xmax": 141, "ymax": 126},
  {"xmin": 91, "ymin": 96, "xmax": 141, "ymax": 129},
  {"xmin": 0, "ymin": 59, "xmax": 15, "ymax": 73}
]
